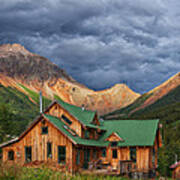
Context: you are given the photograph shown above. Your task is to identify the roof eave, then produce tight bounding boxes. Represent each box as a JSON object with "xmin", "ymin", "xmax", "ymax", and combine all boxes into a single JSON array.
[
  {"xmin": 55, "ymin": 101, "xmax": 92, "ymax": 128},
  {"xmin": 0, "ymin": 137, "xmax": 19, "ymax": 148},
  {"xmin": 44, "ymin": 100, "xmax": 96, "ymax": 128},
  {"xmin": 42, "ymin": 114, "xmax": 77, "ymax": 145}
]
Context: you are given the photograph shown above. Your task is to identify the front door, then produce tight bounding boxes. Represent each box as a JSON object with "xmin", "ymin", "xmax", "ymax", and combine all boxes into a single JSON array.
[{"xmin": 83, "ymin": 149, "xmax": 90, "ymax": 169}]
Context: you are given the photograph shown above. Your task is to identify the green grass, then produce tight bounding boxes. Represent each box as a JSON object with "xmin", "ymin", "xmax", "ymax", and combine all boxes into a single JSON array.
[
  {"xmin": 54, "ymin": 95, "xmax": 63, "ymax": 101},
  {"xmin": 18, "ymin": 83, "xmax": 40, "ymax": 103},
  {"xmin": 0, "ymin": 162, "xmax": 129, "ymax": 180},
  {"xmin": 18, "ymin": 83, "xmax": 51, "ymax": 106}
]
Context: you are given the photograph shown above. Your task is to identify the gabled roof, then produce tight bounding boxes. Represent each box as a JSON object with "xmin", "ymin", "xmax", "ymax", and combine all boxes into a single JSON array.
[
  {"xmin": 47, "ymin": 99, "xmax": 96, "ymax": 126},
  {"xmin": 105, "ymin": 132, "xmax": 124, "ymax": 142},
  {"xmin": 0, "ymin": 138, "xmax": 18, "ymax": 148},
  {"xmin": 0, "ymin": 115, "xmax": 159, "ymax": 148},
  {"xmin": 85, "ymin": 123, "xmax": 106, "ymax": 131},
  {"xmin": 0, "ymin": 114, "xmax": 107, "ymax": 148},
  {"xmin": 45, "ymin": 115, "xmax": 159, "ymax": 147},
  {"xmin": 99, "ymin": 119, "xmax": 159, "ymax": 146},
  {"xmin": 44, "ymin": 114, "xmax": 108, "ymax": 147}
]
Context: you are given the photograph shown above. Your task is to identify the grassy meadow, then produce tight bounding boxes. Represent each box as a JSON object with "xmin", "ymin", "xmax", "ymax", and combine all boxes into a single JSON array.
[{"xmin": 0, "ymin": 162, "xmax": 130, "ymax": 180}]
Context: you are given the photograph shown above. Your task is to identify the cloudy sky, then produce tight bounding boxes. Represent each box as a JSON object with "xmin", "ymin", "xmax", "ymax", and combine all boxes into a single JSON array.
[{"xmin": 0, "ymin": 0, "xmax": 180, "ymax": 93}]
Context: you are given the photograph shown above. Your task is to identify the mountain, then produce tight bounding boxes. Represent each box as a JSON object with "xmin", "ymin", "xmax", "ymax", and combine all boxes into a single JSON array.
[
  {"xmin": 0, "ymin": 43, "xmax": 140, "ymax": 115},
  {"xmin": 104, "ymin": 72, "xmax": 180, "ymax": 119}
]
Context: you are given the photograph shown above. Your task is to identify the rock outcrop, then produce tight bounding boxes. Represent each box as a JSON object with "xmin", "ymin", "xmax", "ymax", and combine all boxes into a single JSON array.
[{"xmin": 0, "ymin": 43, "xmax": 140, "ymax": 115}]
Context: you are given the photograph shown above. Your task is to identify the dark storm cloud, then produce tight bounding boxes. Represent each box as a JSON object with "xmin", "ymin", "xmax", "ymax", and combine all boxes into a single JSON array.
[{"xmin": 0, "ymin": 0, "xmax": 180, "ymax": 93}]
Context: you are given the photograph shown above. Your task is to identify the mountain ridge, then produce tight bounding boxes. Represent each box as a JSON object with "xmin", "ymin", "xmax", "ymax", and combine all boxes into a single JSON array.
[
  {"xmin": 130, "ymin": 72, "xmax": 180, "ymax": 115},
  {"xmin": 0, "ymin": 43, "xmax": 140, "ymax": 115},
  {"xmin": 104, "ymin": 71, "xmax": 180, "ymax": 119}
]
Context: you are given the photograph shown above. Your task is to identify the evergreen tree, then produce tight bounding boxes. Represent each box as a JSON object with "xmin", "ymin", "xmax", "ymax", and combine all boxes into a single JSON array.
[{"xmin": 0, "ymin": 104, "xmax": 16, "ymax": 143}]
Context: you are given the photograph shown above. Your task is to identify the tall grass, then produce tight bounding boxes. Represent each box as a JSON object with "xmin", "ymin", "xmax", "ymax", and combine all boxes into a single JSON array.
[
  {"xmin": 0, "ymin": 161, "xmax": 22, "ymax": 180},
  {"xmin": 0, "ymin": 162, "xmax": 129, "ymax": 180}
]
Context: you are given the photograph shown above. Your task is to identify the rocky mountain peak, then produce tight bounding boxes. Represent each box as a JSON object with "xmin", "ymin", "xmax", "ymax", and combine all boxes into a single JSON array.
[
  {"xmin": 0, "ymin": 43, "xmax": 78, "ymax": 85},
  {"xmin": 0, "ymin": 43, "xmax": 140, "ymax": 115},
  {"xmin": 0, "ymin": 43, "xmax": 31, "ymax": 55}
]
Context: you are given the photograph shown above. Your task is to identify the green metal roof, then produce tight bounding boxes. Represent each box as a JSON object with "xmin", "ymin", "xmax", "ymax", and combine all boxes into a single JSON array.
[
  {"xmin": 44, "ymin": 114, "xmax": 108, "ymax": 147},
  {"xmin": 44, "ymin": 114, "xmax": 159, "ymax": 147},
  {"xmin": 100, "ymin": 119, "xmax": 159, "ymax": 146},
  {"xmin": 56, "ymin": 99, "xmax": 96, "ymax": 126},
  {"xmin": 85, "ymin": 123, "xmax": 106, "ymax": 131}
]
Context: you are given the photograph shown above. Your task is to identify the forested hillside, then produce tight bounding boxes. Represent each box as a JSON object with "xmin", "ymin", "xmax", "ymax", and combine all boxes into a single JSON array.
[{"xmin": 0, "ymin": 84, "xmax": 50, "ymax": 143}]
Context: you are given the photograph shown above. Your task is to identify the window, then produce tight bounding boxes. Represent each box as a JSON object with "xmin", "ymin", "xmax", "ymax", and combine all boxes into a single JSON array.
[
  {"xmin": 41, "ymin": 120, "xmax": 46, "ymax": 125},
  {"xmin": 47, "ymin": 142, "xmax": 52, "ymax": 159},
  {"xmin": 58, "ymin": 146, "xmax": 66, "ymax": 163},
  {"xmin": 62, "ymin": 115, "xmax": 72, "ymax": 125},
  {"xmin": 54, "ymin": 106, "xmax": 58, "ymax": 116},
  {"xmin": 111, "ymin": 141, "xmax": 118, "ymax": 147},
  {"xmin": 112, "ymin": 149, "xmax": 117, "ymax": 159},
  {"xmin": 84, "ymin": 130, "xmax": 90, "ymax": 139},
  {"xmin": 83, "ymin": 149, "xmax": 90, "ymax": 169},
  {"xmin": 93, "ymin": 149, "xmax": 97, "ymax": 159},
  {"xmin": 25, "ymin": 146, "xmax": 32, "ymax": 162},
  {"xmin": 42, "ymin": 126, "xmax": 48, "ymax": 134},
  {"xmin": 76, "ymin": 149, "xmax": 80, "ymax": 165},
  {"xmin": 8, "ymin": 150, "xmax": 14, "ymax": 160},
  {"xmin": 130, "ymin": 147, "xmax": 136, "ymax": 162},
  {"xmin": 102, "ymin": 148, "xmax": 106, "ymax": 157}
]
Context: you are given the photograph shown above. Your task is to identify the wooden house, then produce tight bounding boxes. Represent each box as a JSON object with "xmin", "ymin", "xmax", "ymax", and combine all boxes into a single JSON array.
[{"xmin": 0, "ymin": 99, "xmax": 162, "ymax": 176}]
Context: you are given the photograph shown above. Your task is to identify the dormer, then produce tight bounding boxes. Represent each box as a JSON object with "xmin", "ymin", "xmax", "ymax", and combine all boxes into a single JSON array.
[
  {"xmin": 44, "ymin": 99, "xmax": 97, "ymax": 138},
  {"xmin": 91, "ymin": 113, "xmax": 100, "ymax": 126},
  {"xmin": 81, "ymin": 114, "xmax": 107, "ymax": 140},
  {"xmin": 105, "ymin": 132, "xmax": 124, "ymax": 144}
]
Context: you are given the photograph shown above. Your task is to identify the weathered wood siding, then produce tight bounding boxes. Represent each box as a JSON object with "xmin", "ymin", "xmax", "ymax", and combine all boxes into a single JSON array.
[
  {"xmin": 105, "ymin": 133, "xmax": 122, "ymax": 142},
  {"xmin": 136, "ymin": 147, "xmax": 150, "ymax": 171},
  {"xmin": 81, "ymin": 128, "xmax": 99, "ymax": 140},
  {"xmin": 2, "ymin": 117, "xmax": 73, "ymax": 170},
  {"xmin": 102, "ymin": 146, "xmax": 157, "ymax": 171},
  {"xmin": 93, "ymin": 114, "xmax": 100, "ymax": 125},
  {"xmin": 105, "ymin": 147, "xmax": 130, "ymax": 168},
  {"xmin": 172, "ymin": 166, "xmax": 180, "ymax": 179}
]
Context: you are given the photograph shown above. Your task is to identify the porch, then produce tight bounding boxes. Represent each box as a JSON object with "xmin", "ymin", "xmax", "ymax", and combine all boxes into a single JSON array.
[{"xmin": 80, "ymin": 159, "xmax": 156, "ymax": 178}]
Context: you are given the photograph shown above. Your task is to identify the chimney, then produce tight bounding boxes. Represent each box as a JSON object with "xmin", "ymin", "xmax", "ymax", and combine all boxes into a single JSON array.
[
  {"xmin": 40, "ymin": 91, "xmax": 43, "ymax": 113},
  {"xmin": 81, "ymin": 104, "xmax": 85, "ymax": 111},
  {"xmin": 175, "ymin": 154, "xmax": 178, "ymax": 164}
]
